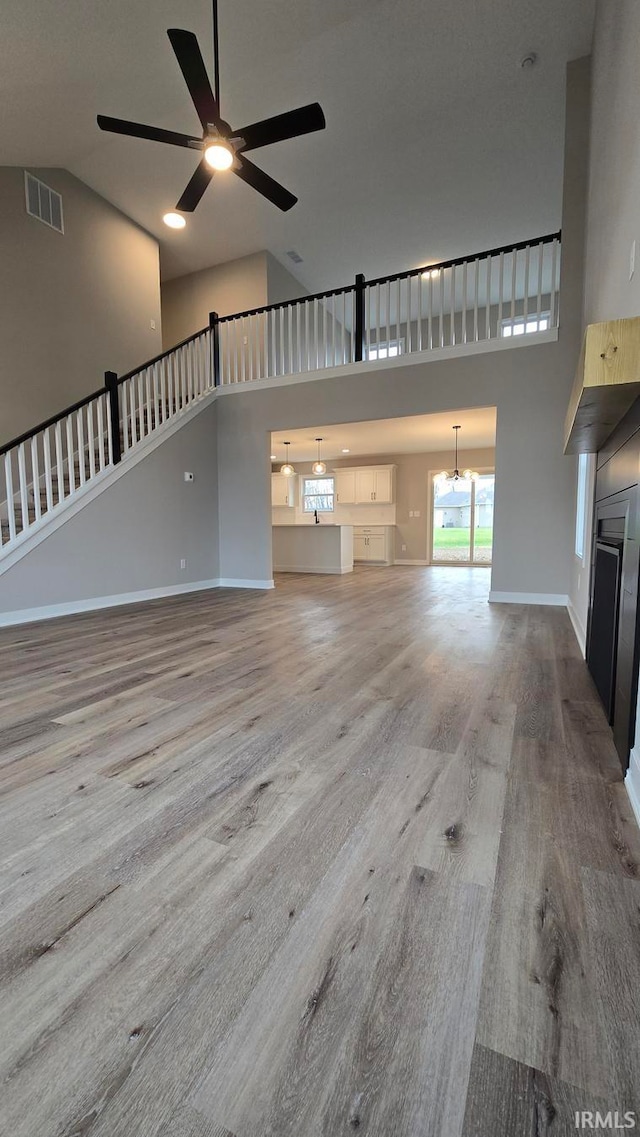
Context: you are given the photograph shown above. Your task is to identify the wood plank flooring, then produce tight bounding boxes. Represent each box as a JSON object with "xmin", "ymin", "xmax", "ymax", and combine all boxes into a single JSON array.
[{"xmin": 0, "ymin": 566, "xmax": 639, "ymax": 1137}]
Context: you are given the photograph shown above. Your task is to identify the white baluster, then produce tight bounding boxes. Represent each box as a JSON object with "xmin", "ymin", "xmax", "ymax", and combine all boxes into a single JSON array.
[
  {"xmin": 472, "ymin": 259, "xmax": 479, "ymax": 342},
  {"xmin": 55, "ymin": 420, "xmax": 64, "ymax": 500},
  {"xmin": 66, "ymin": 415, "xmax": 76, "ymax": 492},
  {"xmin": 550, "ymin": 238, "xmax": 559, "ymax": 326},
  {"xmin": 97, "ymin": 394, "xmax": 105, "ymax": 471},
  {"xmin": 523, "ymin": 244, "xmax": 531, "ymax": 323},
  {"xmin": 87, "ymin": 403, "xmax": 96, "ymax": 479},
  {"xmin": 76, "ymin": 410, "xmax": 85, "ymax": 485},
  {"xmin": 4, "ymin": 453, "xmax": 16, "ymax": 542},
  {"xmin": 18, "ymin": 442, "xmax": 29, "ymax": 532},
  {"xmin": 536, "ymin": 240, "xmax": 543, "ymax": 320},
  {"xmin": 498, "ymin": 251, "xmax": 505, "ymax": 333},
  {"xmin": 462, "ymin": 261, "xmax": 468, "ymax": 344},
  {"xmin": 44, "ymin": 426, "xmax": 54, "ymax": 511},
  {"xmin": 450, "ymin": 264, "xmax": 456, "ymax": 347},
  {"xmin": 439, "ymin": 270, "xmax": 445, "ymax": 348},
  {"xmin": 485, "ymin": 255, "xmax": 492, "ymax": 341},
  {"xmin": 31, "ymin": 435, "xmax": 41, "ymax": 522},
  {"xmin": 510, "ymin": 247, "xmax": 517, "ymax": 324}
]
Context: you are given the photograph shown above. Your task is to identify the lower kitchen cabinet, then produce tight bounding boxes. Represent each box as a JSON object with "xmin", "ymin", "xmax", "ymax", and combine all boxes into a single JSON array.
[{"xmin": 353, "ymin": 525, "xmax": 394, "ymax": 565}]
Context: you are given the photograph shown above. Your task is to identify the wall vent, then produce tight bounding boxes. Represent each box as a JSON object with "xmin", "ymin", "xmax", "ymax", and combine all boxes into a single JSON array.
[
  {"xmin": 24, "ymin": 172, "xmax": 64, "ymax": 234},
  {"xmin": 286, "ymin": 249, "xmax": 303, "ymax": 264}
]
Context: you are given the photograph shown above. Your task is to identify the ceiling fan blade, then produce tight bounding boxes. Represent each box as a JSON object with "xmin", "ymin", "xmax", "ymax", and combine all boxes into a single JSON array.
[
  {"xmin": 176, "ymin": 161, "xmax": 214, "ymax": 212},
  {"xmin": 168, "ymin": 28, "xmax": 220, "ymax": 129},
  {"xmin": 235, "ymin": 103, "xmax": 326, "ymax": 153},
  {"xmin": 234, "ymin": 156, "xmax": 297, "ymax": 211},
  {"xmin": 97, "ymin": 115, "xmax": 201, "ymax": 150}
]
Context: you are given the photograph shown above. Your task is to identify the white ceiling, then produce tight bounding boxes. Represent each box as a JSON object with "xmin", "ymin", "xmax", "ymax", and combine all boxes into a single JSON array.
[
  {"xmin": 1, "ymin": 0, "xmax": 594, "ymax": 291},
  {"xmin": 270, "ymin": 408, "xmax": 497, "ymax": 463}
]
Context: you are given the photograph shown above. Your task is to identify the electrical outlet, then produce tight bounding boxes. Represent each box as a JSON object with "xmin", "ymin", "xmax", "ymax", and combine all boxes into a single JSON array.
[
  {"xmin": 180, "ymin": 558, "xmax": 186, "ymax": 570},
  {"xmin": 184, "ymin": 471, "xmax": 194, "ymax": 482},
  {"xmin": 414, "ymin": 510, "xmax": 420, "ymax": 517},
  {"xmin": 402, "ymin": 543, "xmax": 407, "ymax": 552},
  {"xmin": 630, "ymin": 240, "xmax": 636, "ymax": 281},
  {"xmin": 409, "ymin": 510, "xmax": 413, "ymax": 518},
  {"xmin": 150, "ymin": 318, "xmax": 156, "ymax": 330}
]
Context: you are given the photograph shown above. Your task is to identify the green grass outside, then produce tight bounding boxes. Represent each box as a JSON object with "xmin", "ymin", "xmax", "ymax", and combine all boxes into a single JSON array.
[{"xmin": 433, "ymin": 526, "xmax": 493, "ymax": 549}]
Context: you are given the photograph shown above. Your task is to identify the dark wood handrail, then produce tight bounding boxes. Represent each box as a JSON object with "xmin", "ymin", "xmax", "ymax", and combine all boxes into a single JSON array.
[
  {"xmin": 0, "ymin": 387, "xmax": 107, "ymax": 457},
  {"xmin": 364, "ymin": 231, "xmax": 561, "ymax": 289},
  {"xmin": 117, "ymin": 325, "xmax": 210, "ymax": 385},
  {"xmin": 0, "ymin": 229, "xmax": 561, "ymax": 459}
]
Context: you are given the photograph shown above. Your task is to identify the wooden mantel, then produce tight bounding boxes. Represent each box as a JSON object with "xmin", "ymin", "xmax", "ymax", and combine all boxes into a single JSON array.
[{"xmin": 564, "ymin": 316, "xmax": 640, "ymax": 454}]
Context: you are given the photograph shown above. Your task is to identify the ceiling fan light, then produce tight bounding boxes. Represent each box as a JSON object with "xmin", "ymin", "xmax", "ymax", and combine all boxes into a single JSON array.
[
  {"xmin": 163, "ymin": 211, "xmax": 186, "ymax": 229},
  {"xmin": 204, "ymin": 140, "xmax": 234, "ymax": 170},
  {"xmin": 435, "ymin": 471, "xmax": 449, "ymax": 483}
]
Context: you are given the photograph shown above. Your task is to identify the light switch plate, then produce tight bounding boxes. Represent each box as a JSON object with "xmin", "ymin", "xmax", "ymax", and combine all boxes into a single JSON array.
[{"xmin": 184, "ymin": 472, "xmax": 194, "ymax": 482}]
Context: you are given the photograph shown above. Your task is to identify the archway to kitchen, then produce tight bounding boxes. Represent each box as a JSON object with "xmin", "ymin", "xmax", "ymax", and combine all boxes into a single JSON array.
[{"xmin": 269, "ymin": 407, "xmax": 497, "ymax": 585}]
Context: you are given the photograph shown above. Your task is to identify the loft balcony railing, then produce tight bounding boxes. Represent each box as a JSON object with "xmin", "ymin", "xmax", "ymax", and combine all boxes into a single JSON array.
[{"xmin": 0, "ymin": 231, "xmax": 560, "ymax": 555}]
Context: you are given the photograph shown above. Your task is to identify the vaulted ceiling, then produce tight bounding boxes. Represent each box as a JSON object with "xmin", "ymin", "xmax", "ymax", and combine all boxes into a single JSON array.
[{"xmin": 1, "ymin": 0, "xmax": 594, "ymax": 290}]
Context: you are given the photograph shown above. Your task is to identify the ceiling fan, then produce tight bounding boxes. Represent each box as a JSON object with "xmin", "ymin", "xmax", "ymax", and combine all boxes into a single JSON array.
[{"xmin": 96, "ymin": 0, "xmax": 326, "ymax": 215}]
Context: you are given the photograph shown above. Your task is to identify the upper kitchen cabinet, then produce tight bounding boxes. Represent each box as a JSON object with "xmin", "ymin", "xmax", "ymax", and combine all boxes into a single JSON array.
[
  {"xmin": 335, "ymin": 469, "xmax": 356, "ymax": 504},
  {"xmin": 271, "ymin": 473, "xmax": 297, "ymax": 508},
  {"xmin": 354, "ymin": 466, "xmax": 395, "ymax": 504}
]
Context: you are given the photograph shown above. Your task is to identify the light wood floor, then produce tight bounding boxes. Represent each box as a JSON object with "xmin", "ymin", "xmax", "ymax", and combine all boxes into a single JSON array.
[{"xmin": 1, "ymin": 567, "xmax": 639, "ymax": 1137}]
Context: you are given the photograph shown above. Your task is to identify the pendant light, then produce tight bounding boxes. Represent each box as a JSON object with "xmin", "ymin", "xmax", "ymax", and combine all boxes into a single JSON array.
[
  {"xmin": 435, "ymin": 425, "xmax": 479, "ymax": 484},
  {"xmin": 311, "ymin": 437, "xmax": 327, "ymax": 476},
  {"xmin": 280, "ymin": 441, "xmax": 295, "ymax": 477}
]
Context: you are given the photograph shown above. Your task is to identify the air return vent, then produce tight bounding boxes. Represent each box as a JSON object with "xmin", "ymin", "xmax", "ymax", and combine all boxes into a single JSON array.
[
  {"xmin": 286, "ymin": 249, "xmax": 303, "ymax": 264},
  {"xmin": 24, "ymin": 172, "xmax": 64, "ymax": 233}
]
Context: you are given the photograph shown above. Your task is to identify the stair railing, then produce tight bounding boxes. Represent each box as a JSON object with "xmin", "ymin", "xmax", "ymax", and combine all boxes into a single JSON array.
[{"xmin": 0, "ymin": 229, "xmax": 561, "ymax": 555}]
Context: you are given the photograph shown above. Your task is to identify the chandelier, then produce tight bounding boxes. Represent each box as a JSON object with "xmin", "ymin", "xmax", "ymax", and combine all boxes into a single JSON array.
[{"xmin": 435, "ymin": 425, "xmax": 479, "ymax": 484}]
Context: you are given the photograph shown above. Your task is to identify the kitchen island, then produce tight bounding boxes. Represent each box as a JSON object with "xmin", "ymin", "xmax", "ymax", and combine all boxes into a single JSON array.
[{"xmin": 272, "ymin": 524, "xmax": 354, "ymax": 574}]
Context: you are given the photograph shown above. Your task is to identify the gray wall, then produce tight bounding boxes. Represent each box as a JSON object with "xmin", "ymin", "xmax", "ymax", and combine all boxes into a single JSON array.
[
  {"xmin": 0, "ymin": 167, "xmax": 162, "ymax": 446},
  {"xmin": 0, "ymin": 402, "xmax": 218, "ymax": 616},
  {"xmin": 216, "ymin": 338, "xmax": 576, "ymax": 595},
  {"xmin": 266, "ymin": 253, "xmax": 309, "ymax": 305},
  {"xmin": 583, "ymin": 2, "xmax": 640, "ymax": 324},
  {"xmin": 161, "ymin": 252, "xmax": 270, "ymax": 349},
  {"xmin": 215, "ymin": 59, "xmax": 589, "ymax": 598}
]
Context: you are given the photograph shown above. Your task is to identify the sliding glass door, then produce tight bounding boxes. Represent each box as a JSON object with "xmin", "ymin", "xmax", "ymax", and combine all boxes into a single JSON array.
[{"xmin": 431, "ymin": 472, "xmax": 494, "ymax": 565}]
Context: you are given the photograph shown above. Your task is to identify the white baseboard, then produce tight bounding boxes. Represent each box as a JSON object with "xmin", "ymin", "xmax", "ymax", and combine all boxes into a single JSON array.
[
  {"xmin": 489, "ymin": 591, "xmax": 569, "ymax": 606},
  {"xmin": 217, "ymin": 578, "xmax": 275, "ymax": 589},
  {"xmin": 273, "ymin": 565, "xmax": 352, "ymax": 575},
  {"xmin": 0, "ymin": 578, "xmax": 221, "ymax": 627},
  {"xmin": 393, "ymin": 559, "xmax": 429, "ymax": 566},
  {"xmin": 625, "ymin": 749, "xmax": 640, "ymax": 829},
  {"xmin": 567, "ymin": 598, "xmax": 587, "ymax": 656}
]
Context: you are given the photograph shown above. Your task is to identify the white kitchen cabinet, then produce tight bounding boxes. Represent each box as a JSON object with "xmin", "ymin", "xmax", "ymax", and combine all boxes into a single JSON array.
[
  {"xmin": 353, "ymin": 526, "xmax": 395, "ymax": 564},
  {"xmin": 335, "ymin": 469, "xmax": 356, "ymax": 504},
  {"xmin": 271, "ymin": 473, "xmax": 297, "ymax": 508},
  {"xmin": 353, "ymin": 467, "xmax": 395, "ymax": 504}
]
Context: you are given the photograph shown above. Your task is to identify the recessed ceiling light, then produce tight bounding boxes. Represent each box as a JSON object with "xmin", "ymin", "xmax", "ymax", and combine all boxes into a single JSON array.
[
  {"xmin": 163, "ymin": 211, "xmax": 186, "ymax": 229},
  {"xmin": 204, "ymin": 139, "xmax": 234, "ymax": 170},
  {"xmin": 342, "ymin": 448, "xmax": 350, "ymax": 453}
]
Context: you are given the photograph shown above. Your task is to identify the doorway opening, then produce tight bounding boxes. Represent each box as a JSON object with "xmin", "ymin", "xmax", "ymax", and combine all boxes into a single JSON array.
[{"xmin": 431, "ymin": 471, "xmax": 495, "ymax": 565}]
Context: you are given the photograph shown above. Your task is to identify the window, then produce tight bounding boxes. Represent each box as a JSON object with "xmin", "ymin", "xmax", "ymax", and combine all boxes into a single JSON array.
[
  {"xmin": 303, "ymin": 476, "xmax": 335, "ymax": 513},
  {"xmin": 367, "ymin": 338, "xmax": 405, "ymax": 361},
  {"xmin": 500, "ymin": 312, "xmax": 550, "ymax": 338},
  {"xmin": 575, "ymin": 453, "xmax": 590, "ymax": 559}
]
